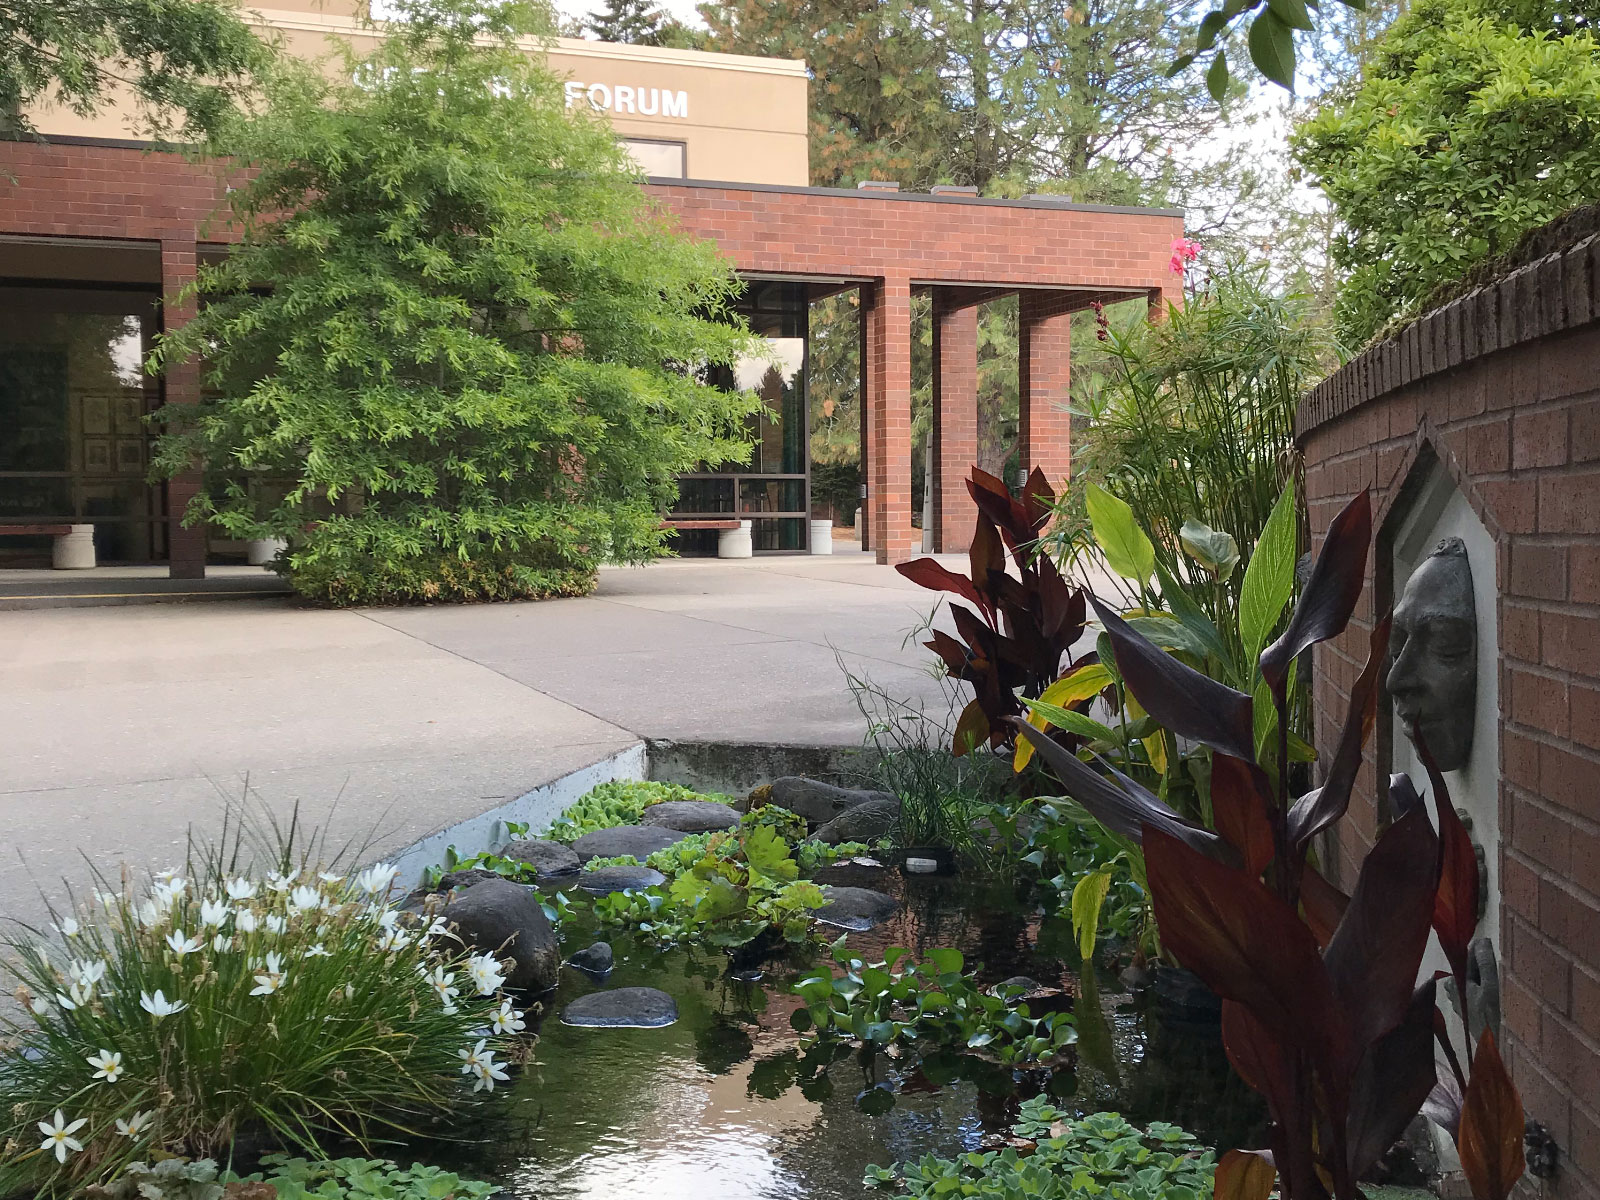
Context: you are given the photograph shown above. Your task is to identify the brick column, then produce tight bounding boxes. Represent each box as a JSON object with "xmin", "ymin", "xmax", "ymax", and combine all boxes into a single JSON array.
[
  {"xmin": 160, "ymin": 237, "xmax": 206, "ymax": 580},
  {"xmin": 1018, "ymin": 290, "xmax": 1073, "ymax": 491},
  {"xmin": 865, "ymin": 274, "xmax": 914, "ymax": 565},
  {"xmin": 932, "ymin": 293, "xmax": 979, "ymax": 552}
]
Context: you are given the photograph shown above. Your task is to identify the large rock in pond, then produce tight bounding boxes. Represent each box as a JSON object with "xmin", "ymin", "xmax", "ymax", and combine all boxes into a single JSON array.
[
  {"xmin": 639, "ymin": 799, "xmax": 740, "ymax": 834},
  {"xmin": 438, "ymin": 878, "xmax": 560, "ymax": 993},
  {"xmin": 579, "ymin": 864, "xmax": 666, "ymax": 894},
  {"xmin": 568, "ymin": 941, "xmax": 614, "ymax": 976},
  {"xmin": 571, "ymin": 825, "xmax": 683, "ymax": 863},
  {"xmin": 562, "ymin": 986, "xmax": 678, "ymax": 1028},
  {"xmin": 809, "ymin": 797, "xmax": 899, "ymax": 844},
  {"xmin": 813, "ymin": 885, "xmax": 900, "ymax": 932},
  {"xmin": 502, "ymin": 838, "xmax": 581, "ymax": 877},
  {"xmin": 752, "ymin": 777, "xmax": 896, "ymax": 826}
]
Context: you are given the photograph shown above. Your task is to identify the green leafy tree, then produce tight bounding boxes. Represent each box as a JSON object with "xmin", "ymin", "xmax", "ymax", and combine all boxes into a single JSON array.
[
  {"xmin": 151, "ymin": 0, "xmax": 762, "ymax": 605},
  {"xmin": 0, "ymin": 0, "xmax": 264, "ymax": 140},
  {"xmin": 582, "ymin": 0, "xmax": 700, "ymax": 47},
  {"xmin": 1293, "ymin": 0, "xmax": 1600, "ymax": 344}
]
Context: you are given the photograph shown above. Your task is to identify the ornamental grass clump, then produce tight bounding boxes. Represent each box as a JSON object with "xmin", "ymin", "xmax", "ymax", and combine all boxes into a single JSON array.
[{"xmin": 0, "ymin": 859, "xmax": 529, "ymax": 1197}]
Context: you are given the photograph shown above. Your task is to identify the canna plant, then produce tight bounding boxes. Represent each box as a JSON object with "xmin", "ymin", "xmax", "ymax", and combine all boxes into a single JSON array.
[
  {"xmin": 1015, "ymin": 489, "xmax": 1524, "ymax": 1200},
  {"xmin": 895, "ymin": 465, "xmax": 1092, "ymax": 756}
]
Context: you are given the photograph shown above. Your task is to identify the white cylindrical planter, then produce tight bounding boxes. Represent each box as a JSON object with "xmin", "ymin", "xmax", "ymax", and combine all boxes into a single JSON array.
[
  {"xmin": 717, "ymin": 520, "xmax": 753, "ymax": 559},
  {"xmin": 246, "ymin": 537, "xmax": 287, "ymax": 566},
  {"xmin": 809, "ymin": 519, "xmax": 833, "ymax": 555},
  {"xmin": 52, "ymin": 524, "xmax": 96, "ymax": 570}
]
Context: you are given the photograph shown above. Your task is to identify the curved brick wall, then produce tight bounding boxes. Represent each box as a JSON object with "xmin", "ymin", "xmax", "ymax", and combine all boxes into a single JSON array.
[{"xmin": 1298, "ymin": 236, "xmax": 1600, "ymax": 1196}]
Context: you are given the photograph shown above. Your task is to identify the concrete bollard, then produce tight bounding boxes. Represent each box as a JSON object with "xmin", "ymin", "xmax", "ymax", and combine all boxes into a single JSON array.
[
  {"xmin": 717, "ymin": 519, "xmax": 753, "ymax": 559},
  {"xmin": 52, "ymin": 524, "xmax": 96, "ymax": 570},
  {"xmin": 246, "ymin": 538, "xmax": 287, "ymax": 566},
  {"xmin": 808, "ymin": 519, "xmax": 833, "ymax": 555}
]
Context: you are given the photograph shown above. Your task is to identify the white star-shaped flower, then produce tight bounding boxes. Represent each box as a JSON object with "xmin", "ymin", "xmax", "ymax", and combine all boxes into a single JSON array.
[
  {"xmin": 87, "ymin": 1049, "xmax": 124, "ymax": 1083},
  {"xmin": 37, "ymin": 1110, "xmax": 86, "ymax": 1162},
  {"xmin": 165, "ymin": 929, "xmax": 202, "ymax": 956},
  {"xmin": 251, "ymin": 951, "xmax": 287, "ymax": 996},
  {"xmin": 139, "ymin": 989, "xmax": 187, "ymax": 1019}
]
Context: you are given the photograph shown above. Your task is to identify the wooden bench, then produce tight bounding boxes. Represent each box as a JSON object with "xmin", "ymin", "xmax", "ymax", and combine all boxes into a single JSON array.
[
  {"xmin": 660, "ymin": 518, "xmax": 742, "ymax": 531},
  {"xmin": 0, "ymin": 523, "xmax": 96, "ymax": 568}
]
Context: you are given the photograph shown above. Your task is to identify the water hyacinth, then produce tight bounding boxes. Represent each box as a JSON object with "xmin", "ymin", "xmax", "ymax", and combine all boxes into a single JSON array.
[{"xmin": 0, "ymin": 854, "xmax": 530, "ymax": 1198}]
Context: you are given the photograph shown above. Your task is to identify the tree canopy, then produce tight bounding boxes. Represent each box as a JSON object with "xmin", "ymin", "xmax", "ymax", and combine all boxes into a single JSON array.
[
  {"xmin": 1293, "ymin": 0, "xmax": 1600, "ymax": 343},
  {"xmin": 1, "ymin": 0, "xmax": 264, "ymax": 139},
  {"xmin": 701, "ymin": 0, "xmax": 1238, "ymax": 200},
  {"xmin": 151, "ymin": 0, "xmax": 763, "ymax": 604}
]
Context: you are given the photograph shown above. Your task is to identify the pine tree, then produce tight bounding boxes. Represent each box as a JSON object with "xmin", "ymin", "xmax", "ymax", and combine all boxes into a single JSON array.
[{"xmin": 583, "ymin": 0, "xmax": 676, "ymax": 45}]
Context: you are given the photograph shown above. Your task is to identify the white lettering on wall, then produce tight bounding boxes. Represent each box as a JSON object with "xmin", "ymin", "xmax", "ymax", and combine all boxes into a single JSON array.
[{"xmin": 563, "ymin": 83, "xmax": 689, "ymax": 120}]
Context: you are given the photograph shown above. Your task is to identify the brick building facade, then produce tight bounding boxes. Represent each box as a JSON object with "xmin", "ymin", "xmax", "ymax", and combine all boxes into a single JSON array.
[
  {"xmin": 1298, "ymin": 232, "xmax": 1600, "ymax": 1196},
  {"xmin": 0, "ymin": 139, "xmax": 1183, "ymax": 574}
]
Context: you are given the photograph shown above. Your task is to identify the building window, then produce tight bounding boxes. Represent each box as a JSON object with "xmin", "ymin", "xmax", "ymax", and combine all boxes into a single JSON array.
[
  {"xmin": 675, "ymin": 280, "xmax": 810, "ymax": 554},
  {"xmin": 623, "ymin": 138, "xmax": 687, "ymax": 179},
  {"xmin": 0, "ymin": 286, "xmax": 164, "ymax": 564}
]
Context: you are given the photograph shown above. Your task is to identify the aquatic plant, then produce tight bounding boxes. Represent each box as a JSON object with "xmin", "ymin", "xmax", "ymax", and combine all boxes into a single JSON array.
[
  {"xmin": 547, "ymin": 780, "xmax": 738, "ymax": 844},
  {"xmin": 423, "ymin": 846, "xmax": 539, "ymax": 889},
  {"xmin": 793, "ymin": 839, "xmax": 884, "ymax": 874},
  {"xmin": 0, "ymin": 858, "xmax": 523, "ymax": 1197},
  {"xmin": 1016, "ymin": 490, "xmax": 1526, "ymax": 1200},
  {"xmin": 866, "ymin": 1102, "xmax": 1214, "ymax": 1199},
  {"xmin": 792, "ymin": 941, "xmax": 1075, "ymax": 1066},
  {"xmin": 591, "ymin": 823, "xmax": 826, "ymax": 948},
  {"xmin": 235, "ymin": 1154, "xmax": 499, "ymax": 1199}
]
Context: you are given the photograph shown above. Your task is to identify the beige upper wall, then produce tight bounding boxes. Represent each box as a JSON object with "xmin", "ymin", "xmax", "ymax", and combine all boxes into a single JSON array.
[{"xmin": 21, "ymin": 2, "xmax": 810, "ymax": 187}]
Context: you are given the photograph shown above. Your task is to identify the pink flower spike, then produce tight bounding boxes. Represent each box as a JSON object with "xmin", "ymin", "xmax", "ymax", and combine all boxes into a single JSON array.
[{"xmin": 1168, "ymin": 236, "xmax": 1201, "ymax": 274}]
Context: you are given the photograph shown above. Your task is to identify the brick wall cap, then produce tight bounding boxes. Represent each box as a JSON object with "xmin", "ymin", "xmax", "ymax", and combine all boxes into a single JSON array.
[{"xmin": 1297, "ymin": 230, "xmax": 1600, "ymax": 442}]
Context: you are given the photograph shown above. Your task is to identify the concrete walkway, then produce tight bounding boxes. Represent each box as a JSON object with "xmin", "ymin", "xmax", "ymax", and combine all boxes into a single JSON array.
[{"xmin": 0, "ymin": 553, "xmax": 957, "ymax": 927}]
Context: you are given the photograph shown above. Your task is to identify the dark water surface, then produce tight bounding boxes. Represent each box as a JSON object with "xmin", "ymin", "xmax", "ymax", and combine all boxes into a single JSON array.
[{"xmin": 450, "ymin": 863, "xmax": 1263, "ymax": 1199}]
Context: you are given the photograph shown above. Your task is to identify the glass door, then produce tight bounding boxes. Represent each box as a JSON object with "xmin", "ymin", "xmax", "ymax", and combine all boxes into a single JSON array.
[{"xmin": 0, "ymin": 286, "xmax": 164, "ymax": 564}]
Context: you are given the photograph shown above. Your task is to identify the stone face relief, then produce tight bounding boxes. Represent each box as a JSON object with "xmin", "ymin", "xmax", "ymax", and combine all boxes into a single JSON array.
[{"xmin": 1388, "ymin": 536, "xmax": 1478, "ymax": 772}]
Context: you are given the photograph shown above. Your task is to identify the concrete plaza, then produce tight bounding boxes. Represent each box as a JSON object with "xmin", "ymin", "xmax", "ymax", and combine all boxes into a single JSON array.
[{"xmin": 0, "ymin": 553, "xmax": 958, "ymax": 928}]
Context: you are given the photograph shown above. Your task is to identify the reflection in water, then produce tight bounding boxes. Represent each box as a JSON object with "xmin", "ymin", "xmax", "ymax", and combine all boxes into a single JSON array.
[{"xmin": 446, "ymin": 866, "xmax": 1264, "ymax": 1199}]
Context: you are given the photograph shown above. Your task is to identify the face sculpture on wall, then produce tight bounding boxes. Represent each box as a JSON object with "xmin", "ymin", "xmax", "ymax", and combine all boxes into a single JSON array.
[{"xmin": 1388, "ymin": 536, "xmax": 1478, "ymax": 772}]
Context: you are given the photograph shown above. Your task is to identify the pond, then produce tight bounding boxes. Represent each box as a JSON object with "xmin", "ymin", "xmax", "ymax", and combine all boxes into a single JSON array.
[{"xmin": 444, "ymin": 861, "xmax": 1265, "ymax": 1199}]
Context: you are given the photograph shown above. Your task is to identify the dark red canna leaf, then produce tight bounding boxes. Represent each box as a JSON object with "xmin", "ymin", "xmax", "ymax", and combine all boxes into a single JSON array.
[
  {"xmin": 896, "ymin": 556, "xmax": 988, "ymax": 616},
  {"xmin": 967, "ymin": 467, "xmax": 1032, "ymax": 550},
  {"xmin": 1038, "ymin": 555, "xmax": 1086, "ymax": 649},
  {"xmin": 1260, "ymin": 490, "xmax": 1372, "ymax": 691},
  {"xmin": 1418, "ymin": 730, "xmax": 1479, "ymax": 1007},
  {"xmin": 1299, "ymin": 863, "xmax": 1351, "ymax": 949},
  {"xmin": 970, "ymin": 512, "xmax": 1006, "ymax": 597},
  {"xmin": 1089, "ymin": 595, "xmax": 1256, "ymax": 763},
  {"xmin": 953, "ymin": 698, "xmax": 992, "ymax": 756},
  {"xmin": 1285, "ymin": 614, "xmax": 1392, "ymax": 854},
  {"xmin": 1223, "ymin": 1000, "xmax": 1292, "ymax": 1116},
  {"xmin": 1011, "ymin": 721, "xmax": 1236, "ymax": 863},
  {"xmin": 924, "ymin": 629, "xmax": 972, "ymax": 679},
  {"xmin": 1324, "ymin": 805, "xmax": 1440, "ymax": 1062},
  {"xmin": 1215, "ymin": 1149, "xmax": 1277, "ymax": 1200},
  {"xmin": 1457, "ymin": 1031, "xmax": 1525, "ymax": 1200},
  {"xmin": 1346, "ymin": 979, "xmax": 1438, "ymax": 1178},
  {"xmin": 1143, "ymin": 826, "xmax": 1345, "ymax": 1075},
  {"xmin": 1210, "ymin": 754, "xmax": 1277, "ymax": 877},
  {"xmin": 1387, "ymin": 771, "xmax": 1425, "ymax": 821},
  {"xmin": 1019, "ymin": 466, "xmax": 1056, "ymax": 532}
]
